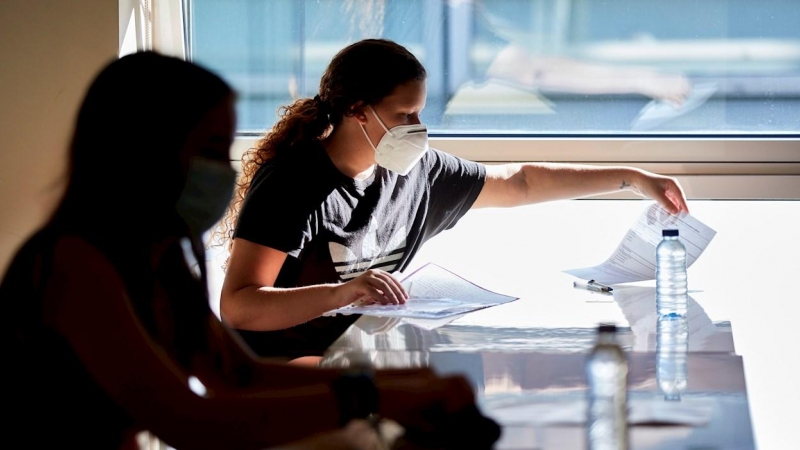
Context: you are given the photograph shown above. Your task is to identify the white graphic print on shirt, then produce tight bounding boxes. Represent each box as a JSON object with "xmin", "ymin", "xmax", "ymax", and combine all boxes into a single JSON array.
[{"xmin": 329, "ymin": 216, "xmax": 407, "ymax": 281}]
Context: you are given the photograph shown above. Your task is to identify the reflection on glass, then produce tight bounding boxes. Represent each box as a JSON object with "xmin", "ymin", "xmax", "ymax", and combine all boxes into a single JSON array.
[
  {"xmin": 319, "ymin": 349, "xmax": 487, "ymax": 394},
  {"xmin": 191, "ymin": 0, "xmax": 800, "ymax": 134},
  {"xmin": 320, "ymin": 349, "xmax": 430, "ymax": 371},
  {"xmin": 612, "ymin": 286, "xmax": 725, "ymax": 353},
  {"xmin": 656, "ymin": 314, "xmax": 689, "ymax": 401}
]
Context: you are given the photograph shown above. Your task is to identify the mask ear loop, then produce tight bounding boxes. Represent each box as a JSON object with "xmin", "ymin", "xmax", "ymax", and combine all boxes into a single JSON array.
[
  {"xmin": 369, "ymin": 106, "xmax": 391, "ymax": 134},
  {"xmin": 360, "ymin": 105, "xmax": 391, "ymax": 151},
  {"xmin": 359, "ymin": 123, "xmax": 379, "ymax": 152}
]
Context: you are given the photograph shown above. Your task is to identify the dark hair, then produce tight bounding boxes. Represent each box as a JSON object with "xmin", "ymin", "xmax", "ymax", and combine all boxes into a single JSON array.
[
  {"xmin": 215, "ymin": 38, "xmax": 426, "ymax": 256},
  {"xmin": 41, "ymin": 51, "xmax": 234, "ymax": 362},
  {"xmin": 51, "ymin": 51, "xmax": 234, "ymax": 240}
]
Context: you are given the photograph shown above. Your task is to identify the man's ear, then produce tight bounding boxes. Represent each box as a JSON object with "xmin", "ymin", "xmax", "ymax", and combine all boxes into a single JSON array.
[{"xmin": 346, "ymin": 101, "xmax": 369, "ymax": 124}]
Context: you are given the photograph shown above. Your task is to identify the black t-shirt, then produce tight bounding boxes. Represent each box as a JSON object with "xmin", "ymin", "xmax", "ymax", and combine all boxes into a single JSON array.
[{"xmin": 233, "ymin": 141, "xmax": 486, "ymax": 358}]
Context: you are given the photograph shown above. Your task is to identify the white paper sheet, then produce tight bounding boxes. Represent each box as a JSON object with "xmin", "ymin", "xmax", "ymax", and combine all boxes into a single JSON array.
[
  {"xmin": 323, "ymin": 263, "xmax": 519, "ymax": 319},
  {"xmin": 563, "ymin": 203, "xmax": 717, "ymax": 285}
]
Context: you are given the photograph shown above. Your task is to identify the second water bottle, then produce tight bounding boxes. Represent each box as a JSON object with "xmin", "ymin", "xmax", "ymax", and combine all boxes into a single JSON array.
[
  {"xmin": 656, "ymin": 228, "xmax": 688, "ymax": 317},
  {"xmin": 586, "ymin": 324, "xmax": 629, "ymax": 450}
]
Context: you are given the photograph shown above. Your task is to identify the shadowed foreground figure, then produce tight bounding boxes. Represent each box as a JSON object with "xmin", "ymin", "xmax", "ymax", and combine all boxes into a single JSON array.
[{"xmin": 0, "ymin": 51, "xmax": 500, "ymax": 450}]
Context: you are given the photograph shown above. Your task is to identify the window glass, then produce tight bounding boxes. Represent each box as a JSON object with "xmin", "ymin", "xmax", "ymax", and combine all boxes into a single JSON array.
[{"xmin": 188, "ymin": 0, "xmax": 800, "ymax": 136}]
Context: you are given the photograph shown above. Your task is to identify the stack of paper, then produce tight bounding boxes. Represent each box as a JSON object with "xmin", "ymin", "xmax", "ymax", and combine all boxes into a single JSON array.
[{"xmin": 323, "ymin": 263, "xmax": 519, "ymax": 320}]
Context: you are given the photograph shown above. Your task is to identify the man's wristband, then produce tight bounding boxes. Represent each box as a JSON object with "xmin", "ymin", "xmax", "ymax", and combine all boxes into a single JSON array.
[{"xmin": 331, "ymin": 368, "xmax": 380, "ymax": 426}]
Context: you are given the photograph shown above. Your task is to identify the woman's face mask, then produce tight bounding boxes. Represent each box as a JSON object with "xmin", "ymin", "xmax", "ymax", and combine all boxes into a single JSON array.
[
  {"xmin": 175, "ymin": 156, "xmax": 237, "ymax": 233},
  {"xmin": 360, "ymin": 106, "xmax": 429, "ymax": 176}
]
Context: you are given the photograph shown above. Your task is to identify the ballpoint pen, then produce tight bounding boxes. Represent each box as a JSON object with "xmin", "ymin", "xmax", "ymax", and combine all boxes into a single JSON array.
[{"xmin": 573, "ymin": 279, "xmax": 614, "ymax": 293}]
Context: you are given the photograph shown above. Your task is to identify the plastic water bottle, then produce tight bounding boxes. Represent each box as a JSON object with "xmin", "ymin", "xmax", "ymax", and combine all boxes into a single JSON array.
[
  {"xmin": 656, "ymin": 314, "xmax": 689, "ymax": 401},
  {"xmin": 656, "ymin": 229, "xmax": 688, "ymax": 317},
  {"xmin": 586, "ymin": 324, "xmax": 629, "ymax": 450}
]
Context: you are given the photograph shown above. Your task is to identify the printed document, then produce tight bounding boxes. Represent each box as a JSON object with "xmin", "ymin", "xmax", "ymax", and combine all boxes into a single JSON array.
[
  {"xmin": 323, "ymin": 263, "xmax": 519, "ymax": 319},
  {"xmin": 564, "ymin": 203, "xmax": 717, "ymax": 285}
]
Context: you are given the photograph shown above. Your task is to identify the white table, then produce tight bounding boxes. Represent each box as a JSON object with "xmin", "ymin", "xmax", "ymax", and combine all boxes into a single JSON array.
[{"xmin": 322, "ymin": 199, "xmax": 800, "ymax": 450}]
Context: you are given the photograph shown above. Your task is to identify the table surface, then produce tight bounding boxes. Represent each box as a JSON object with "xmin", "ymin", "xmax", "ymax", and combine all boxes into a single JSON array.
[
  {"xmin": 321, "ymin": 349, "xmax": 752, "ymax": 450},
  {"xmin": 318, "ymin": 199, "xmax": 800, "ymax": 450}
]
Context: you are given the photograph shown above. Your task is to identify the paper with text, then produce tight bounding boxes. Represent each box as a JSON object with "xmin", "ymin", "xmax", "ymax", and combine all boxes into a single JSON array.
[
  {"xmin": 563, "ymin": 203, "xmax": 717, "ymax": 285},
  {"xmin": 323, "ymin": 263, "xmax": 519, "ymax": 319}
]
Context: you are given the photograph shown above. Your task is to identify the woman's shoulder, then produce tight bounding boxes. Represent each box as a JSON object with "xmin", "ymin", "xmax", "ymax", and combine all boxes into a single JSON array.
[
  {"xmin": 419, "ymin": 147, "xmax": 483, "ymax": 173},
  {"xmin": 250, "ymin": 140, "xmax": 335, "ymax": 188},
  {"xmin": 52, "ymin": 234, "xmax": 111, "ymax": 266},
  {"xmin": 0, "ymin": 228, "xmax": 121, "ymax": 321},
  {"xmin": 2, "ymin": 228, "xmax": 90, "ymax": 278},
  {"xmin": 8, "ymin": 228, "xmax": 119, "ymax": 283}
]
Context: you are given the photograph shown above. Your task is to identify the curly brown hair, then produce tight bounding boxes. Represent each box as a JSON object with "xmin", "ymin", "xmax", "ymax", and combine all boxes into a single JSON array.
[{"xmin": 211, "ymin": 39, "xmax": 426, "ymax": 266}]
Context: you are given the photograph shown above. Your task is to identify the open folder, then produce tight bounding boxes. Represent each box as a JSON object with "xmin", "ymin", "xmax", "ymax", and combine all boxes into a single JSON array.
[{"xmin": 322, "ymin": 263, "xmax": 519, "ymax": 320}]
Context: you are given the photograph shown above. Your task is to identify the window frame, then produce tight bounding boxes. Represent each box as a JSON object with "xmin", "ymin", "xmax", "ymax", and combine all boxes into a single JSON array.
[
  {"xmin": 157, "ymin": 0, "xmax": 800, "ymax": 200},
  {"xmin": 230, "ymin": 136, "xmax": 800, "ymax": 199}
]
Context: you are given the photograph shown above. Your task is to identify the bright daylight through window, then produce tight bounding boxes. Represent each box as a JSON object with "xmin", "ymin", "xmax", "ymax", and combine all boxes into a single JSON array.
[{"xmin": 186, "ymin": 0, "xmax": 799, "ymax": 137}]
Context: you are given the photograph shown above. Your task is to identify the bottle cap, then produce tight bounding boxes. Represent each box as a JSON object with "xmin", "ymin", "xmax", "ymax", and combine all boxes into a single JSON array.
[
  {"xmin": 597, "ymin": 323, "xmax": 617, "ymax": 333},
  {"xmin": 662, "ymin": 229, "xmax": 679, "ymax": 237}
]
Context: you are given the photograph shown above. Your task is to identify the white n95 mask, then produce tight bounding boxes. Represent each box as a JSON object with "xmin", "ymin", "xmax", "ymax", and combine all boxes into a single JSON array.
[
  {"xmin": 176, "ymin": 156, "xmax": 237, "ymax": 233},
  {"xmin": 360, "ymin": 106, "xmax": 429, "ymax": 176}
]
